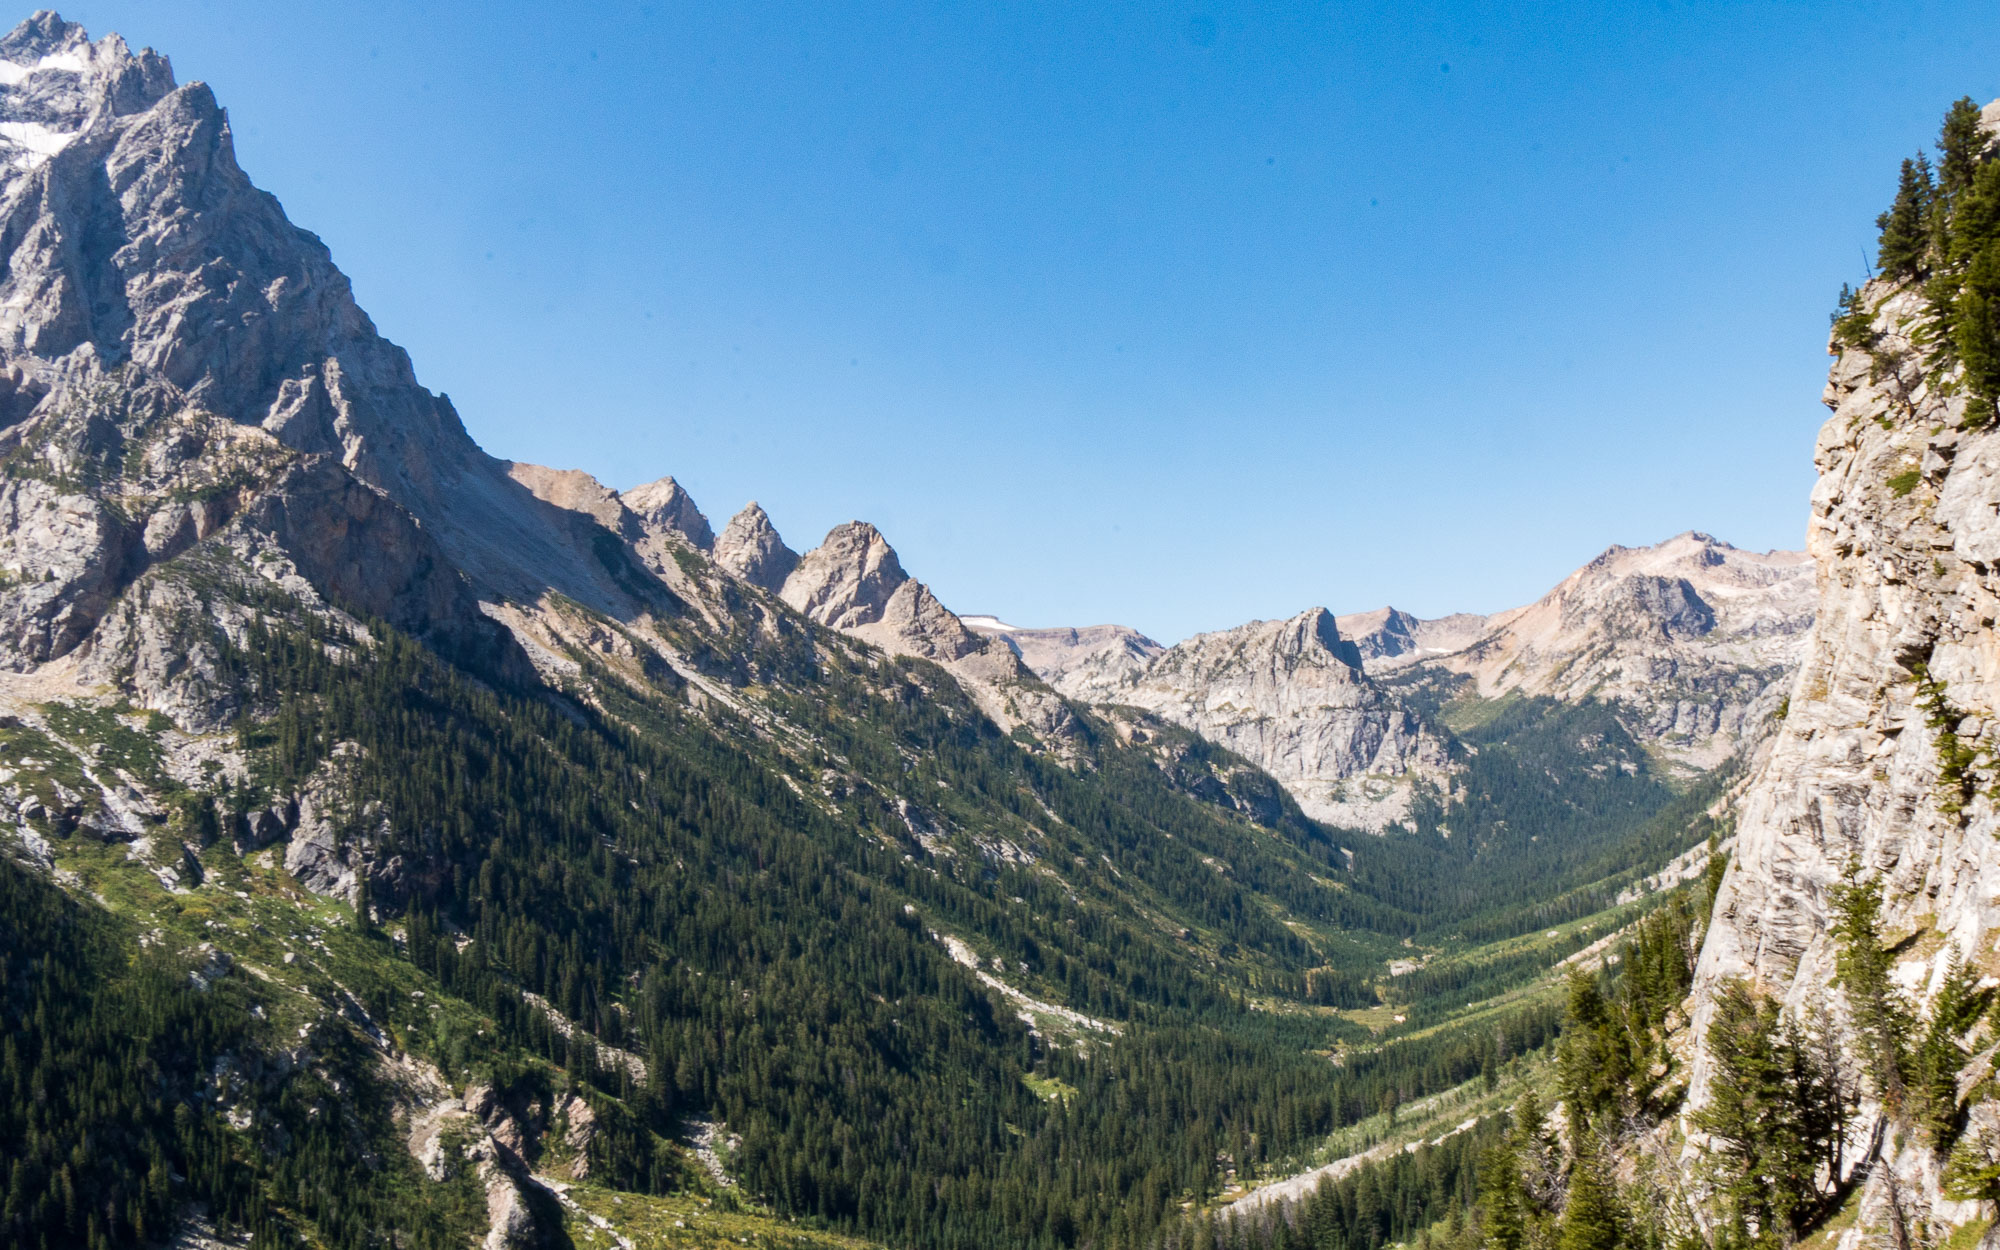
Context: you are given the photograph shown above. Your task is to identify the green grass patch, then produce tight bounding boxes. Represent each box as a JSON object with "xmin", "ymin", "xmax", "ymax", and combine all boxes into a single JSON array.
[
  {"xmin": 1023, "ymin": 1073, "xmax": 1079, "ymax": 1103},
  {"xmin": 559, "ymin": 1181, "xmax": 886, "ymax": 1248}
]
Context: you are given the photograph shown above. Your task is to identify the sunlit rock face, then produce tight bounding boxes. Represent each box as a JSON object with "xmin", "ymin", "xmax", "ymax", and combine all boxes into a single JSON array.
[
  {"xmin": 1422, "ymin": 532, "xmax": 1815, "ymax": 773},
  {"xmin": 978, "ymin": 533, "xmax": 1812, "ymax": 830},
  {"xmin": 1687, "ymin": 238, "xmax": 2000, "ymax": 1233}
]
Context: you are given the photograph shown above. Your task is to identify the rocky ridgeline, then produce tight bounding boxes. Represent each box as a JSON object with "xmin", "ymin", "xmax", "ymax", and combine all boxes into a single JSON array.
[
  {"xmin": 1427, "ymin": 532, "xmax": 1814, "ymax": 772},
  {"xmin": 1332, "ymin": 606, "xmax": 1491, "ymax": 670},
  {"xmin": 1685, "ymin": 231, "xmax": 2000, "ymax": 1236},
  {"xmin": 968, "ymin": 532, "xmax": 1814, "ymax": 829},
  {"xmin": 773, "ymin": 519, "xmax": 1080, "ymax": 741},
  {"xmin": 0, "ymin": 3, "xmax": 1811, "ymax": 845},
  {"xmin": 0, "ymin": 5, "xmax": 1096, "ymax": 742},
  {"xmin": 982, "ymin": 608, "xmax": 1449, "ymax": 828}
]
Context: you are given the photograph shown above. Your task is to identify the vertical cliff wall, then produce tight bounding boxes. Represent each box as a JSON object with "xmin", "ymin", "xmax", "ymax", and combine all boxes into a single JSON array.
[{"xmin": 1687, "ymin": 258, "xmax": 2000, "ymax": 1236}]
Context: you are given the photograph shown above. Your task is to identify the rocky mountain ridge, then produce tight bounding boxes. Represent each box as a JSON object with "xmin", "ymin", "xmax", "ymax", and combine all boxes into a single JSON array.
[
  {"xmin": 967, "ymin": 532, "xmax": 1814, "ymax": 828},
  {"xmin": 1333, "ymin": 606, "xmax": 1492, "ymax": 671},
  {"xmin": 1429, "ymin": 532, "xmax": 1814, "ymax": 772},
  {"xmin": 1008, "ymin": 607, "xmax": 1449, "ymax": 827}
]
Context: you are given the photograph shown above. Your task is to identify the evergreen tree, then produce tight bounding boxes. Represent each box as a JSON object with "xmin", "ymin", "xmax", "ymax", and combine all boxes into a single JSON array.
[
  {"xmin": 1557, "ymin": 973, "xmax": 1631, "ymax": 1135},
  {"xmin": 1928, "ymin": 97, "xmax": 1986, "ymax": 277},
  {"xmin": 1913, "ymin": 950, "xmax": 1984, "ymax": 1149},
  {"xmin": 1943, "ymin": 1124, "xmax": 2000, "ymax": 1214},
  {"xmin": 1936, "ymin": 97, "xmax": 1987, "ymax": 213},
  {"xmin": 1480, "ymin": 1137, "xmax": 1526, "ymax": 1250},
  {"xmin": 1829, "ymin": 865, "xmax": 1912, "ymax": 1112},
  {"xmin": 1955, "ymin": 239, "xmax": 2000, "ymax": 427},
  {"xmin": 1694, "ymin": 980, "xmax": 1845, "ymax": 1243},
  {"xmin": 1876, "ymin": 155, "xmax": 1935, "ymax": 280},
  {"xmin": 1556, "ymin": 1132, "xmax": 1623, "ymax": 1250}
]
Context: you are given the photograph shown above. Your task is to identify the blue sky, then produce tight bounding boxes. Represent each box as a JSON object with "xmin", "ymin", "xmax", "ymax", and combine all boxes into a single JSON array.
[{"xmin": 57, "ymin": 1, "xmax": 2000, "ymax": 641}]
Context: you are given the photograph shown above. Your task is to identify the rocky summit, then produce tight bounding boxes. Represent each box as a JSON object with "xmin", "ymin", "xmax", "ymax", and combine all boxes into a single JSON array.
[{"xmin": 1427, "ymin": 531, "xmax": 1814, "ymax": 771}]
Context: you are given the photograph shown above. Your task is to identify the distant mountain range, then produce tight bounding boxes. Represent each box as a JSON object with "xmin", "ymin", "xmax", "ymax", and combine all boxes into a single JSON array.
[
  {"xmin": 611, "ymin": 489, "xmax": 1813, "ymax": 831},
  {"xmin": 959, "ymin": 533, "xmax": 1810, "ymax": 827}
]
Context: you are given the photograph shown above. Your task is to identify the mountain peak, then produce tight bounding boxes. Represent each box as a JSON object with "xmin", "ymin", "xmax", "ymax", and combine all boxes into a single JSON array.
[
  {"xmin": 713, "ymin": 502, "xmax": 797, "ymax": 590},
  {"xmin": 620, "ymin": 475, "xmax": 713, "ymax": 550},
  {"xmin": 2, "ymin": 11, "xmax": 85, "ymax": 59},
  {"xmin": 779, "ymin": 521, "xmax": 908, "ymax": 631},
  {"xmin": 0, "ymin": 12, "xmax": 174, "ymax": 148}
]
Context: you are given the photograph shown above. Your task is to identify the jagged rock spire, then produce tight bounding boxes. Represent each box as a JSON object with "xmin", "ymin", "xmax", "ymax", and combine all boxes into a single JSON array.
[
  {"xmin": 713, "ymin": 502, "xmax": 797, "ymax": 590},
  {"xmin": 621, "ymin": 475, "xmax": 714, "ymax": 550},
  {"xmin": 779, "ymin": 521, "xmax": 909, "ymax": 630}
]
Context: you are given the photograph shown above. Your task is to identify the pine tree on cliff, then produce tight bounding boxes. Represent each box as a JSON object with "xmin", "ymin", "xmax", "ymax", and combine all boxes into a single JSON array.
[
  {"xmin": 1954, "ymin": 240, "xmax": 2000, "ymax": 427},
  {"xmin": 1923, "ymin": 97, "xmax": 2000, "ymax": 371},
  {"xmin": 1830, "ymin": 866, "xmax": 1913, "ymax": 1111},
  {"xmin": 1913, "ymin": 951, "xmax": 1983, "ymax": 1149},
  {"xmin": 1556, "ymin": 1131, "xmax": 1623, "ymax": 1250},
  {"xmin": 1695, "ymin": 979, "xmax": 1845, "ymax": 1241},
  {"xmin": 1876, "ymin": 156, "xmax": 1935, "ymax": 281},
  {"xmin": 1936, "ymin": 97, "xmax": 1987, "ymax": 219}
]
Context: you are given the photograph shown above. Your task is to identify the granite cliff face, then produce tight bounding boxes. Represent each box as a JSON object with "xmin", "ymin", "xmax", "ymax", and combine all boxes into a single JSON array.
[
  {"xmin": 1127, "ymin": 609, "xmax": 1449, "ymax": 828},
  {"xmin": 1684, "ymin": 266, "xmax": 2000, "ymax": 1238}
]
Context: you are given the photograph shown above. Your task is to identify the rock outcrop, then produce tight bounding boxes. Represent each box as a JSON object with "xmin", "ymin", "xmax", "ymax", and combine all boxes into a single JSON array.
[
  {"xmin": 713, "ymin": 502, "xmax": 798, "ymax": 591},
  {"xmin": 621, "ymin": 475, "xmax": 714, "ymax": 550},
  {"xmin": 1090, "ymin": 608, "xmax": 1448, "ymax": 828},
  {"xmin": 1685, "ymin": 221, "xmax": 2000, "ymax": 1238}
]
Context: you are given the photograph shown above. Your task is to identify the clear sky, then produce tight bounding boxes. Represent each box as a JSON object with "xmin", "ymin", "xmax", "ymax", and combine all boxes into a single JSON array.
[{"xmin": 54, "ymin": 1, "xmax": 2000, "ymax": 641}]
